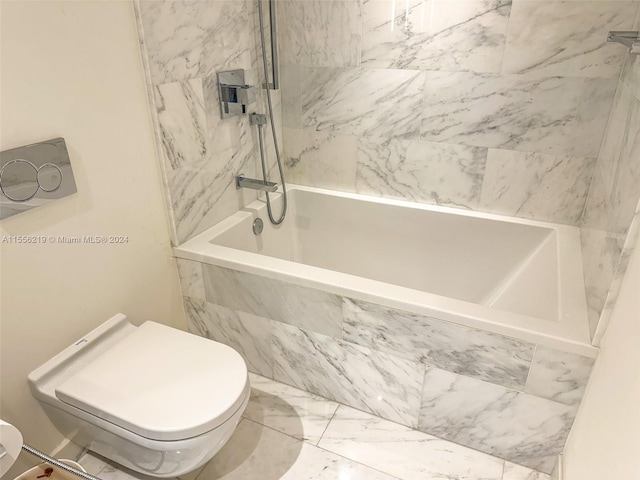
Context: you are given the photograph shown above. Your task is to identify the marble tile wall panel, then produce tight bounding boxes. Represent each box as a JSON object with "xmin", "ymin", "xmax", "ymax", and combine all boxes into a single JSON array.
[
  {"xmin": 342, "ymin": 298, "xmax": 535, "ymax": 390},
  {"xmin": 183, "ymin": 297, "xmax": 273, "ymax": 377},
  {"xmin": 568, "ymin": 77, "xmax": 618, "ymax": 159},
  {"xmin": 318, "ymin": 404, "xmax": 505, "ymax": 480},
  {"xmin": 420, "ymin": 71, "xmax": 584, "ymax": 155},
  {"xmin": 580, "ymin": 226, "xmax": 624, "ymax": 336},
  {"xmin": 283, "ymin": 129, "xmax": 358, "ymax": 191},
  {"xmin": 302, "ymin": 67, "xmax": 425, "ymax": 140},
  {"xmin": 280, "ymin": 64, "xmax": 302, "ymax": 129},
  {"xmin": 502, "ymin": 2, "xmax": 636, "ymax": 78},
  {"xmin": 154, "ymin": 79, "xmax": 207, "ymax": 170},
  {"xmin": 244, "ymin": 373, "xmax": 339, "ymax": 445},
  {"xmin": 271, "ymin": 321, "xmax": 425, "ymax": 427},
  {"xmin": 175, "ymin": 258, "xmax": 205, "ymax": 299},
  {"xmin": 525, "ymin": 346, "xmax": 594, "ymax": 406},
  {"xmin": 202, "ymin": 264, "xmax": 343, "ymax": 337},
  {"xmin": 302, "ymin": 0, "xmax": 362, "ymax": 68},
  {"xmin": 479, "ymin": 149, "xmax": 596, "ymax": 224},
  {"xmin": 355, "ymin": 138, "xmax": 487, "ymax": 209},
  {"xmin": 138, "ymin": 0, "xmax": 253, "ymax": 84},
  {"xmin": 361, "ymin": 0, "xmax": 511, "ymax": 73},
  {"xmin": 418, "ymin": 367, "xmax": 576, "ymax": 473},
  {"xmin": 622, "ymin": 51, "xmax": 640, "ymax": 99}
]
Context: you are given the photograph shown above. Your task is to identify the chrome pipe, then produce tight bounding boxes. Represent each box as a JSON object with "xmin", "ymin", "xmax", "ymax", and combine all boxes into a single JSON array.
[
  {"xmin": 21, "ymin": 444, "xmax": 103, "ymax": 480},
  {"xmin": 268, "ymin": 0, "xmax": 279, "ymax": 90}
]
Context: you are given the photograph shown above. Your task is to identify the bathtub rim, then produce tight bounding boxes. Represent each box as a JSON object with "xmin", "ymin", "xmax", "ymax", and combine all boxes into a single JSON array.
[{"xmin": 174, "ymin": 184, "xmax": 597, "ymax": 358}]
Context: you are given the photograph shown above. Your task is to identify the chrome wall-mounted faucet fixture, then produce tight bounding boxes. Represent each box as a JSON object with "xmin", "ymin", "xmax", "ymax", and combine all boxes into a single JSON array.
[
  {"xmin": 607, "ymin": 31, "xmax": 640, "ymax": 54},
  {"xmin": 236, "ymin": 174, "xmax": 278, "ymax": 192},
  {"xmin": 218, "ymin": 69, "xmax": 255, "ymax": 118}
]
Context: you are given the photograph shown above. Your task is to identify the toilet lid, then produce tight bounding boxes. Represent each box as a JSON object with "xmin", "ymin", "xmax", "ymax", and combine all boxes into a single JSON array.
[{"xmin": 55, "ymin": 321, "xmax": 249, "ymax": 441}]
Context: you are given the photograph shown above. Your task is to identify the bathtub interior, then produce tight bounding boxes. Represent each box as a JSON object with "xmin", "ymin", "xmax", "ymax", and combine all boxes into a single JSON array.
[{"xmin": 211, "ymin": 188, "xmax": 561, "ymax": 322}]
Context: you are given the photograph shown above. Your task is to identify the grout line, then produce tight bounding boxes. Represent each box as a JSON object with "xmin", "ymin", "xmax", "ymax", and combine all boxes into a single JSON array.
[{"xmin": 316, "ymin": 402, "xmax": 340, "ymax": 446}]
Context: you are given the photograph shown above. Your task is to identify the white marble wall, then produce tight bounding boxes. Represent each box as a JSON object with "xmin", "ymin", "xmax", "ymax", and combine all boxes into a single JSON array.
[
  {"xmin": 135, "ymin": 0, "xmax": 282, "ymax": 244},
  {"xmin": 280, "ymin": 0, "xmax": 637, "ymax": 224},
  {"xmin": 176, "ymin": 258, "xmax": 595, "ymax": 473},
  {"xmin": 579, "ymin": 13, "xmax": 640, "ymax": 342}
]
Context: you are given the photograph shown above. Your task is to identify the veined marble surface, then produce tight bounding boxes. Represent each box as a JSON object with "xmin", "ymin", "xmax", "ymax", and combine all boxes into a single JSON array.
[
  {"xmin": 278, "ymin": 0, "xmax": 362, "ymax": 68},
  {"xmin": 184, "ymin": 298, "xmax": 274, "ymax": 377},
  {"xmin": 138, "ymin": 0, "xmax": 253, "ymax": 84},
  {"xmin": 271, "ymin": 321, "xmax": 425, "ymax": 427},
  {"xmin": 175, "ymin": 259, "xmax": 205, "ymax": 300},
  {"xmin": 502, "ymin": 1, "xmax": 637, "ymax": 78},
  {"xmin": 78, "ymin": 374, "xmax": 551, "ymax": 480},
  {"xmin": 155, "ymin": 79, "xmax": 207, "ymax": 170},
  {"xmin": 362, "ymin": 0, "xmax": 511, "ymax": 73},
  {"xmin": 356, "ymin": 138, "xmax": 488, "ymax": 209},
  {"xmin": 418, "ymin": 367, "xmax": 576, "ymax": 473},
  {"xmin": 244, "ymin": 372, "xmax": 339, "ymax": 445},
  {"xmin": 319, "ymin": 404, "xmax": 505, "ymax": 480},
  {"xmin": 203, "ymin": 264, "xmax": 343, "ymax": 337},
  {"xmin": 283, "ymin": 128, "xmax": 358, "ymax": 191},
  {"xmin": 421, "ymin": 71, "xmax": 584, "ymax": 155},
  {"xmin": 343, "ymin": 298, "xmax": 535, "ymax": 390},
  {"xmin": 302, "ymin": 67, "xmax": 425, "ymax": 140},
  {"xmin": 525, "ymin": 346, "xmax": 594, "ymax": 406},
  {"xmin": 479, "ymin": 149, "xmax": 595, "ymax": 225}
]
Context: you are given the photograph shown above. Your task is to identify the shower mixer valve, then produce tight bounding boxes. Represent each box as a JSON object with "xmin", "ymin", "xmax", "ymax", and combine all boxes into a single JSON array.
[{"xmin": 217, "ymin": 69, "xmax": 256, "ymax": 119}]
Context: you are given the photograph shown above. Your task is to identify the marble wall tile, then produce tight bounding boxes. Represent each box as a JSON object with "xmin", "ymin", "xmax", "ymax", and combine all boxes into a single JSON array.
[
  {"xmin": 318, "ymin": 405, "xmax": 505, "ymax": 480},
  {"xmin": 579, "ymin": 226, "xmax": 624, "ymax": 337},
  {"xmin": 280, "ymin": 64, "xmax": 302, "ymax": 129},
  {"xmin": 198, "ymin": 418, "xmax": 400, "ymax": 480},
  {"xmin": 271, "ymin": 321, "xmax": 425, "ymax": 427},
  {"xmin": 302, "ymin": 67, "xmax": 425, "ymax": 140},
  {"xmin": 362, "ymin": 0, "xmax": 511, "ymax": 73},
  {"xmin": 479, "ymin": 149, "xmax": 596, "ymax": 225},
  {"xmin": 502, "ymin": 462, "xmax": 550, "ymax": 480},
  {"xmin": 343, "ymin": 298, "xmax": 535, "ymax": 390},
  {"xmin": 502, "ymin": 1, "xmax": 636, "ymax": 78},
  {"xmin": 283, "ymin": 128, "xmax": 358, "ymax": 191},
  {"xmin": 138, "ymin": 0, "xmax": 253, "ymax": 84},
  {"xmin": 525, "ymin": 346, "xmax": 594, "ymax": 406},
  {"xmin": 421, "ymin": 71, "xmax": 584, "ymax": 155},
  {"xmin": 168, "ymin": 152, "xmax": 256, "ymax": 243},
  {"xmin": 622, "ymin": 49, "xmax": 640, "ymax": 99},
  {"xmin": 418, "ymin": 367, "xmax": 576, "ymax": 473},
  {"xmin": 568, "ymin": 77, "xmax": 618, "ymax": 159},
  {"xmin": 175, "ymin": 258, "xmax": 205, "ymax": 300},
  {"xmin": 276, "ymin": 1, "xmax": 306, "ymax": 66},
  {"xmin": 244, "ymin": 373, "xmax": 339, "ymax": 445},
  {"xmin": 203, "ymin": 264, "xmax": 343, "ymax": 337},
  {"xmin": 155, "ymin": 79, "xmax": 207, "ymax": 170},
  {"xmin": 183, "ymin": 297, "xmax": 273, "ymax": 377},
  {"xmin": 356, "ymin": 138, "xmax": 487, "ymax": 209},
  {"xmin": 302, "ymin": 0, "xmax": 362, "ymax": 68}
]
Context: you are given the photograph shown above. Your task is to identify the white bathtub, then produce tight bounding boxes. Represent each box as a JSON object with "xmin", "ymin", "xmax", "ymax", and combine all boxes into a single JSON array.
[{"xmin": 174, "ymin": 184, "xmax": 594, "ymax": 356}]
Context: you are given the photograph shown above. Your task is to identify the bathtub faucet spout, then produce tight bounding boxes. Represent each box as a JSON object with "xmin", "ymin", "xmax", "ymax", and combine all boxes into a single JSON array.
[{"xmin": 236, "ymin": 174, "xmax": 278, "ymax": 192}]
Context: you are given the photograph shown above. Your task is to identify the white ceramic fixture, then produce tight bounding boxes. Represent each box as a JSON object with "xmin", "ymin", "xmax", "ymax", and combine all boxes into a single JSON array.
[{"xmin": 28, "ymin": 314, "xmax": 250, "ymax": 478}]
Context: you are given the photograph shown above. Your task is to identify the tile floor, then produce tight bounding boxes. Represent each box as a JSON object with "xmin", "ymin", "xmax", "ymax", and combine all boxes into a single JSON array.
[{"xmin": 79, "ymin": 373, "xmax": 550, "ymax": 480}]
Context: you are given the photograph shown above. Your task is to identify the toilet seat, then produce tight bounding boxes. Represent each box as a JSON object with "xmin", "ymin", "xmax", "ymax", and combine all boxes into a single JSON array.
[{"xmin": 54, "ymin": 321, "xmax": 248, "ymax": 441}]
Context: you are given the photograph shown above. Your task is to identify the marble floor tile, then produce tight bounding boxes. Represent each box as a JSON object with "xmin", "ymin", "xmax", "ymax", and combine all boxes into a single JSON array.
[
  {"xmin": 78, "ymin": 452, "xmax": 204, "ymax": 480},
  {"xmin": 318, "ymin": 405, "xmax": 505, "ymax": 480},
  {"xmin": 243, "ymin": 373, "xmax": 339, "ymax": 445},
  {"xmin": 197, "ymin": 418, "xmax": 401, "ymax": 480},
  {"xmin": 502, "ymin": 462, "xmax": 550, "ymax": 480}
]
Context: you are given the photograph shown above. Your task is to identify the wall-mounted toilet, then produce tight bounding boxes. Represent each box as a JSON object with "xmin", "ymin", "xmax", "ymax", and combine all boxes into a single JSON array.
[{"xmin": 28, "ymin": 314, "xmax": 250, "ymax": 478}]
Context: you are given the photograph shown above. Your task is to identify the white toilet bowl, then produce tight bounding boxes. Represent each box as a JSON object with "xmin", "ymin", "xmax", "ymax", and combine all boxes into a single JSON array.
[{"xmin": 28, "ymin": 314, "xmax": 250, "ymax": 478}]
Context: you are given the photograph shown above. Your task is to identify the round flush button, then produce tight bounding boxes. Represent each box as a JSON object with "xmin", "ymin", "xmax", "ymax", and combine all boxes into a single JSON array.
[
  {"xmin": 0, "ymin": 159, "xmax": 39, "ymax": 202},
  {"xmin": 37, "ymin": 163, "xmax": 63, "ymax": 192}
]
